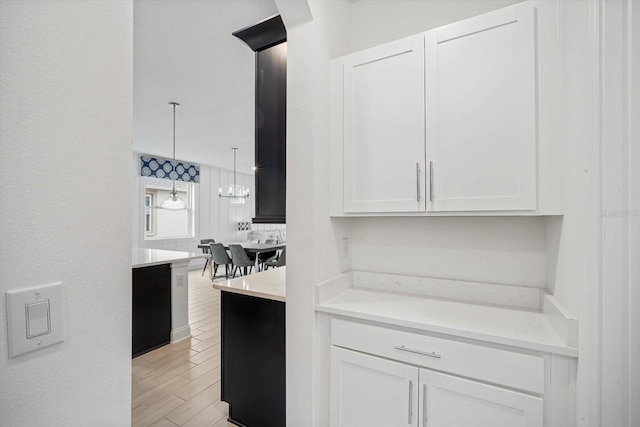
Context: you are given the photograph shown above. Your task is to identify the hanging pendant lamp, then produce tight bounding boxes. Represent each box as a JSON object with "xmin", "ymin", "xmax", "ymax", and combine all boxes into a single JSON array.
[
  {"xmin": 158, "ymin": 102, "xmax": 188, "ymax": 211},
  {"xmin": 218, "ymin": 148, "xmax": 250, "ymax": 204}
]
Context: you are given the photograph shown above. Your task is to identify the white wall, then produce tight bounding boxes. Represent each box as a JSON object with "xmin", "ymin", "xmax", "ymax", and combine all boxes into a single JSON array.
[
  {"xmin": 279, "ymin": 0, "xmax": 351, "ymax": 425},
  {"xmin": 0, "ymin": 1, "xmax": 133, "ymax": 426},
  {"xmin": 350, "ymin": 217, "xmax": 547, "ymax": 286},
  {"xmin": 548, "ymin": 1, "xmax": 640, "ymax": 426}
]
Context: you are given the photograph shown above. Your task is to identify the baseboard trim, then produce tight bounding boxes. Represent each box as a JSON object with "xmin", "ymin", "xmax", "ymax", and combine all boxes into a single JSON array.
[{"xmin": 171, "ymin": 325, "xmax": 191, "ymax": 343}]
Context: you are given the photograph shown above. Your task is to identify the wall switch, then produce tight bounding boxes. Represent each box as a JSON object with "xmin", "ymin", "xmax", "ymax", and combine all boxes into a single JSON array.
[
  {"xmin": 6, "ymin": 282, "xmax": 64, "ymax": 358},
  {"xmin": 177, "ymin": 275, "xmax": 185, "ymax": 287},
  {"xmin": 26, "ymin": 300, "xmax": 51, "ymax": 338}
]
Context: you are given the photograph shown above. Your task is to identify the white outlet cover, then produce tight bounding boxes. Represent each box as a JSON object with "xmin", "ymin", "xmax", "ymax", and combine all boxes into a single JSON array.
[{"xmin": 6, "ymin": 282, "xmax": 64, "ymax": 358}]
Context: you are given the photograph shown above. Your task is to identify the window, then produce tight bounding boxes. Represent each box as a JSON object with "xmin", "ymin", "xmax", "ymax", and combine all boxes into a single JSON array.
[
  {"xmin": 144, "ymin": 193, "xmax": 155, "ymax": 236},
  {"xmin": 143, "ymin": 177, "xmax": 194, "ymax": 239}
]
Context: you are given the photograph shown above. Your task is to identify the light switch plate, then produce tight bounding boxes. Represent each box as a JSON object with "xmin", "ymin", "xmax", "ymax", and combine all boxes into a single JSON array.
[{"xmin": 6, "ymin": 282, "xmax": 64, "ymax": 358}]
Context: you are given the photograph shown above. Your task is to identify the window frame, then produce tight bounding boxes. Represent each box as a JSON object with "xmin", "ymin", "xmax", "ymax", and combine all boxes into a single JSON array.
[{"xmin": 142, "ymin": 177, "xmax": 195, "ymax": 241}]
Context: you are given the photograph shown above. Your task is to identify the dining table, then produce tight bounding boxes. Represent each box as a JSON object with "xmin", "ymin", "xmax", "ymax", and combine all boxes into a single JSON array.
[{"xmin": 198, "ymin": 241, "xmax": 286, "ymax": 274}]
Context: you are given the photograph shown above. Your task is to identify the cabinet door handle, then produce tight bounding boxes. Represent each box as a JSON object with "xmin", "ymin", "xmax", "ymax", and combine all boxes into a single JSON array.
[
  {"xmin": 394, "ymin": 345, "xmax": 442, "ymax": 359},
  {"xmin": 408, "ymin": 380, "xmax": 413, "ymax": 424},
  {"xmin": 429, "ymin": 161, "xmax": 434, "ymax": 202},
  {"xmin": 423, "ymin": 385, "xmax": 428, "ymax": 426},
  {"xmin": 416, "ymin": 163, "xmax": 421, "ymax": 202}
]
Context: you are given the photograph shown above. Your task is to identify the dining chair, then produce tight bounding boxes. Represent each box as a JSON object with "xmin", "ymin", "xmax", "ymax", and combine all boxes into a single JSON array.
[
  {"xmin": 229, "ymin": 244, "xmax": 255, "ymax": 277},
  {"xmin": 258, "ymin": 238, "xmax": 279, "ymax": 269},
  {"xmin": 210, "ymin": 243, "xmax": 232, "ymax": 280},
  {"xmin": 264, "ymin": 247, "xmax": 286, "ymax": 269},
  {"xmin": 199, "ymin": 238, "xmax": 216, "ymax": 276}
]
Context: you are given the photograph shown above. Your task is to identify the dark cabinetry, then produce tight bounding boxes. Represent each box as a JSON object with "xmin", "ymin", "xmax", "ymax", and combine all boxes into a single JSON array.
[
  {"xmin": 254, "ymin": 43, "xmax": 287, "ymax": 223},
  {"xmin": 233, "ymin": 15, "xmax": 287, "ymax": 224},
  {"xmin": 221, "ymin": 291, "xmax": 285, "ymax": 427},
  {"xmin": 132, "ymin": 264, "xmax": 171, "ymax": 358}
]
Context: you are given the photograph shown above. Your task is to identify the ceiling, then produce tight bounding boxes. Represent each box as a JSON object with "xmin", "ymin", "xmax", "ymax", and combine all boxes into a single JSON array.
[{"xmin": 133, "ymin": 0, "xmax": 279, "ymax": 172}]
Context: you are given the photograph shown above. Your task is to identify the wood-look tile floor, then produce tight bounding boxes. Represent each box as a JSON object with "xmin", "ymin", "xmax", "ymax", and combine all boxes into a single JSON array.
[{"xmin": 132, "ymin": 270, "xmax": 234, "ymax": 427}]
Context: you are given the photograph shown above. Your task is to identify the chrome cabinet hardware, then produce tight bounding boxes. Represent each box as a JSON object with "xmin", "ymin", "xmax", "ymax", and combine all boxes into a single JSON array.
[
  {"xmin": 416, "ymin": 163, "xmax": 421, "ymax": 202},
  {"xmin": 423, "ymin": 384, "xmax": 428, "ymax": 426},
  {"xmin": 408, "ymin": 380, "xmax": 414, "ymax": 424},
  {"xmin": 429, "ymin": 161, "xmax": 434, "ymax": 202},
  {"xmin": 394, "ymin": 345, "xmax": 442, "ymax": 359}
]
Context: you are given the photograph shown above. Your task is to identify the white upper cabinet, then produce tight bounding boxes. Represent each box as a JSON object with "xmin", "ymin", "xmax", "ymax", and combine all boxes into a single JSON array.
[
  {"xmin": 425, "ymin": 2, "xmax": 537, "ymax": 211},
  {"xmin": 331, "ymin": 1, "xmax": 555, "ymax": 215},
  {"xmin": 342, "ymin": 35, "xmax": 426, "ymax": 213}
]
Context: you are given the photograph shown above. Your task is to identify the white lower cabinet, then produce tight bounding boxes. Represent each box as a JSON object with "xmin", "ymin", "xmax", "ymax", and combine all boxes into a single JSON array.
[
  {"xmin": 331, "ymin": 346, "xmax": 543, "ymax": 427},
  {"xmin": 329, "ymin": 317, "xmax": 548, "ymax": 427},
  {"xmin": 330, "ymin": 346, "xmax": 542, "ymax": 427},
  {"xmin": 420, "ymin": 369, "xmax": 543, "ymax": 427},
  {"xmin": 330, "ymin": 347, "xmax": 420, "ymax": 427}
]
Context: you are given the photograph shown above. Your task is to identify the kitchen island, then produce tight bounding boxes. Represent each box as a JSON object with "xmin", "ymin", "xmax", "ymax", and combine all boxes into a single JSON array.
[
  {"xmin": 213, "ymin": 267, "xmax": 286, "ymax": 427},
  {"xmin": 132, "ymin": 248, "xmax": 206, "ymax": 358}
]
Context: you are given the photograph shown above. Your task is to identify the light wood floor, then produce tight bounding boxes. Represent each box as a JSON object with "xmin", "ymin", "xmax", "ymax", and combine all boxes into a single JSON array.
[{"xmin": 132, "ymin": 270, "xmax": 234, "ymax": 427}]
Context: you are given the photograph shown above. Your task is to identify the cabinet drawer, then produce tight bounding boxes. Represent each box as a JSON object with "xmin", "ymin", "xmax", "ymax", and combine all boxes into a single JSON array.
[{"xmin": 331, "ymin": 318, "xmax": 544, "ymax": 394}]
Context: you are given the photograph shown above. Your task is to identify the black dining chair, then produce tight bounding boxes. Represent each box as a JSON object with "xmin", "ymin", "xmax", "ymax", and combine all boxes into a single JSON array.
[
  {"xmin": 229, "ymin": 244, "xmax": 255, "ymax": 277},
  {"xmin": 258, "ymin": 238, "xmax": 279, "ymax": 270},
  {"xmin": 199, "ymin": 238, "xmax": 216, "ymax": 276},
  {"xmin": 210, "ymin": 243, "xmax": 232, "ymax": 280},
  {"xmin": 264, "ymin": 247, "xmax": 286, "ymax": 269}
]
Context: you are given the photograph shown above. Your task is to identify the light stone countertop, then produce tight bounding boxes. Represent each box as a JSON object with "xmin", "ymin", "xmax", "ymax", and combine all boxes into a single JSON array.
[
  {"xmin": 316, "ymin": 287, "xmax": 578, "ymax": 357},
  {"xmin": 132, "ymin": 248, "xmax": 207, "ymax": 268},
  {"xmin": 213, "ymin": 267, "xmax": 285, "ymax": 302}
]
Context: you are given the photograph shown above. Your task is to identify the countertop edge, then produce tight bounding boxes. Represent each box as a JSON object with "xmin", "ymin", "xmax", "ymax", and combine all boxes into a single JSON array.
[
  {"xmin": 212, "ymin": 284, "xmax": 285, "ymax": 302},
  {"xmin": 212, "ymin": 267, "xmax": 286, "ymax": 302},
  {"xmin": 315, "ymin": 304, "xmax": 579, "ymax": 358},
  {"xmin": 132, "ymin": 256, "xmax": 206, "ymax": 268},
  {"xmin": 132, "ymin": 248, "xmax": 207, "ymax": 268}
]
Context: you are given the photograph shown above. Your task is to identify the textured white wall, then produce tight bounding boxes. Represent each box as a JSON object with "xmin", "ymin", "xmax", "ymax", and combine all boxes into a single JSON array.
[{"xmin": 0, "ymin": 1, "xmax": 133, "ymax": 426}]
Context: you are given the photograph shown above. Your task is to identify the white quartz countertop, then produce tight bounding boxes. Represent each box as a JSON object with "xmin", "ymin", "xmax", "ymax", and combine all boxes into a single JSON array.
[
  {"xmin": 316, "ymin": 288, "xmax": 577, "ymax": 357},
  {"xmin": 132, "ymin": 248, "xmax": 207, "ymax": 268},
  {"xmin": 213, "ymin": 267, "xmax": 286, "ymax": 302}
]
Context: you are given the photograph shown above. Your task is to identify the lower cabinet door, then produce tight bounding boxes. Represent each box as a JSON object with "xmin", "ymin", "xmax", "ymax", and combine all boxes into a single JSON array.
[
  {"xmin": 331, "ymin": 346, "xmax": 419, "ymax": 427},
  {"xmin": 420, "ymin": 369, "xmax": 543, "ymax": 427}
]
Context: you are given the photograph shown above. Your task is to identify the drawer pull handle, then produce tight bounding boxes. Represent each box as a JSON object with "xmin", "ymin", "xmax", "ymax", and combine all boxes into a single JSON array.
[
  {"xmin": 429, "ymin": 161, "xmax": 434, "ymax": 202},
  {"xmin": 416, "ymin": 163, "xmax": 421, "ymax": 202},
  {"xmin": 394, "ymin": 345, "xmax": 442, "ymax": 359},
  {"xmin": 423, "ymin": 385, "xmax": 428, "ymax": 425},
  {"xmin": 408, "ymin": 380, "xmax": 413, "ymax": 424}
]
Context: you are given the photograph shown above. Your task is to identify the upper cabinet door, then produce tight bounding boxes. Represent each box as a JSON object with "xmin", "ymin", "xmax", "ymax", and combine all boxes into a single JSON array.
[
  {"xmin": 343, "ymin": 35, "xmax": 426, "ymax": 213},
  {"xmin": 426, "ymin": 3, "xmax": 537, "ymax": 211}
]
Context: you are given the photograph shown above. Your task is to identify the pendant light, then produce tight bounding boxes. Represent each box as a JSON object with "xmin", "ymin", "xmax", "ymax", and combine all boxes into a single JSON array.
[
  {"xmin": 158, "ymin": 102, "xmax": 188, "ymax": 211},
  {"xmin": 218, "ymin": 148, "xmax": 250, "ymax": 204}
]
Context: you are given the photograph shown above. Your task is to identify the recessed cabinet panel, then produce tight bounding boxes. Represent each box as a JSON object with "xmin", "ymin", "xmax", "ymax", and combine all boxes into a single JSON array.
[
  {"xmin": 343, "ymin": 35, "xmax": 426, "ymax": 213},
  {"xmin": 421, "ymin": 369, "xmax": 543, "ymax": 427},
  {"xmin": 331, "ymin": 346, "xmax": 419, "ymax": 427},
  {"xmin": 426, "ymin": 3, "xmax": 537, "ymax": 211}
]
